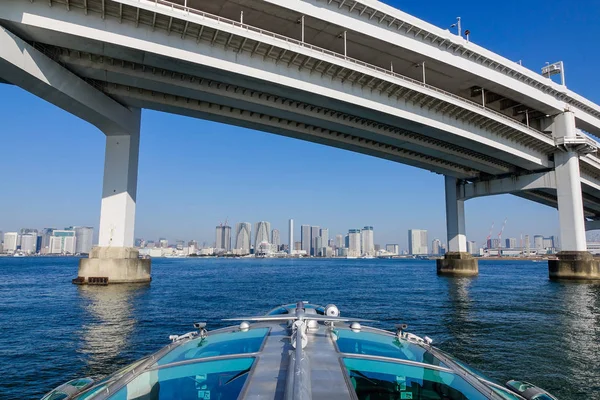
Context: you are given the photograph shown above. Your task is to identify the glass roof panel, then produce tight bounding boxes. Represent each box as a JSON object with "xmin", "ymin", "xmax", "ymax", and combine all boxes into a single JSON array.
[
  {"xmin": 154, "ymin": 328, "xmax": 268, "ymax": 366},
  {"xmin": 335, "ymin": 330, "xmax": 447, "ymax": 367},
  {"xmin": 108, "ymin": 358, "xmax": 254, "ymax": 400},
  {"xmin": 343, "ymin": 358, "xmax": 485, "ymax": 400}
]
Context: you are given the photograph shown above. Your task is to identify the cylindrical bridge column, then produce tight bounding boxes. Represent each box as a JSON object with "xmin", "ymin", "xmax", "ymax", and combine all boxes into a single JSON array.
[
  {"xmin": 437, "ymin": 176, "xmax": 478, "ymax": 276},
  {"xmin": 75, "ymin": 108, "xmax": 152, "ymax": 285},
  {"xmin": 549, "ymin": 111, "xmax": 600, "ymax": 280}
]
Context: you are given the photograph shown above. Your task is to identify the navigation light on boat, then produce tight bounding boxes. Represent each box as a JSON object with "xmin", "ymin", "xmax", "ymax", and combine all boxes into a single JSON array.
[{"xmin": 505, "ymin": 380, "xmax": 558, "ymax": 400}]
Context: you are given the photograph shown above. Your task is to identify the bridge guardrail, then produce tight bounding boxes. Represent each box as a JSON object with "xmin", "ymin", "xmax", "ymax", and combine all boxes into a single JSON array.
[{"xmin": 125, "ymin": 0, "xmax": 549, "ymax": 138}]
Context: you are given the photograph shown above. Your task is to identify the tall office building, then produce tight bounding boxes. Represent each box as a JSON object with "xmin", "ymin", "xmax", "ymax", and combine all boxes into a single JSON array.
[
  {"xmin": 533, "ymin": 235, "xmax": 544, "ymax": 250},
  {"xmin": 20, "ymin": 234, "xmax": 37, "ymax": 254},
  {"xmin": 215, "ymin": 225, "xmax": 232, "ymax": 251},
  {"xmin": 271, "ymin": 229, "xmax": 281, "ymax": 249},
  {"xmin": 360, "ymin": 226, "xmax": 374, "ymax": 256},
  {"xmin": 301, "ymin": 225, "xmax": 311, "ymax": 254},
  {"xmin": 314, "ymin": 236, "xmax": 323, "ymax": 256},
  {"xmin": 311, "ymin": 226, "xmax": 320, "ymax": 256},
  {"xmin": 467, "ymin": 241, "xmax": 477, "ymax": 255},
  {"xmin": 159, "ymin": 238, "xmax": 169, "ymax": 248},
  {"xmin": 408, "ymin": 229, "xmax": 428, "ymax": 255},
  {"xmin": 235, "ymin": 223, "xmax": 251, "ymax": 253},
  {"xmin": 66, "ymin": 226, "xmax": 94, "ymax": 254},
  {"xmin": 506, "ymin": 237, "xmax": 517, "ymax": 249},
  {"xmin": 320, "ymin": 228, "xmax": 329, "ymax": 251},
  {"xmin": 543, "ymin": 237, "xmax": 555, "ymax": 250},
  {"xmin": 288, "ymin": 219, "xmax": 294, "ymax": 254},
  {"xmin": 3, "ymin": 232, "xmax": 18, "ymax": 253},
  {"xmin": 49, "ymin": 230, "xmax": 77, "ymax": 254},
  {"xmin": 431, "ymin": 239, "xmax": 441, "ymax": 256},
  {"xmin": 39, "ymin": 228, "xmax": 55, "ymax": 254},
  {"xmin": 385, "ymin": 244, "xmax": 399, "ymax": 255},
  {"xmin": 348, "ymin": 229, "xmax": 361, "ymax": 257},
  {"xmin": 254, "ymin": 221, "xmax": 271, "ymax": 249},
  {"xmin": 335, "ymin": 234, "xmax": 344, "ymax": 249}
]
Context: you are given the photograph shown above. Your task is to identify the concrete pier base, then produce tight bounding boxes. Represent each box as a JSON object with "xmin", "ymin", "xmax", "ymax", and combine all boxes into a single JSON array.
[
  {"xmin": 436, "ymin": 252, "xmax": 478, "ymax": 276},
  {"xmin": 74, "ymin": 247, "xmax": 151, "ymax": 284},
  {"xmin": 548, "ymin": 251, "xmax": 600, "ymax": 281}
]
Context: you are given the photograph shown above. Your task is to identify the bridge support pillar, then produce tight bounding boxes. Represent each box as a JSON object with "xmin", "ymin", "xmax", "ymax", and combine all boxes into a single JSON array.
[
  {"xmin": 76, "ymin": 109, "xmax": 151, "ymax": 285},
  {"xmin": 549, "ymin": 111, "xmax": 600, "ymax": 280},
  {"xmin": 437, "ymin": 176, "xmax": 478, "ymax": 276}
]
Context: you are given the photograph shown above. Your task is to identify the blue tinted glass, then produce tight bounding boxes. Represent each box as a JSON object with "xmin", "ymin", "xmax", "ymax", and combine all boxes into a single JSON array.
[
  {"xmin": 109, "ymin": 358, "xmax": 254, "ymax": 400},
  {"xmin": 336, "ymin": 330, "xmax": 447, "ymax": 367},
  {"xmin": 343, "ymin": 358, "xmax": 484, "ymax": 400},
  {"xmin": 490, "ymin": 386, "xmax": 524, "ymax": 400},
  {"xmin": 74, "ymin": 384, "xmax": 107, "ymax": 400},
  {"xmin": 155, "ymin": 328, "xmax": 268, "ymax": 366}
]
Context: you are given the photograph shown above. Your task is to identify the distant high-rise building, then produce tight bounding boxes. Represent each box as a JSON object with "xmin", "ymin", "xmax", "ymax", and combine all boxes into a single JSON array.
[
  {"xmin": 175, "ymin": 240, "xmax": 185, "ymax": 250},
  {"xmin": 524, "ymin": 235, "xmax": 531, "ymax": 254},
  {"xmin": 20, "ymin": 234, "xmax": 37, "ymax": 254},
  {"xmin": 314, "ymin": 236, "xmax": 323, "ymax": 256},
  {"xmin": 533, "ymin": 235, "xmax": 544, "ymax": 250},
  {"xmin": 235, "ymin": 223, "xmax": 251, "ymax": 254},
  {"xmin": 320, "ymin": 228, "xmax": 329, "ymax": 251},
  {"xmin": 408, "ymin": 229, "xmax": 428, "ymax": 255},
  {"xmin": 386, "ymin": 244, "xmax": 399, "ymax": 255},
  {"xmin": 335, "ymin": 234, "xmax": 344, "ymax": 249},
  {"xmin": 39, "ymin": 228, "xmax": 55, "ymax": 254},
  {"xmin": 490, "ymin": 238, "xmax": 501, "ymax": 249},
  {"xmin": 3, "ymin": 232, "xmax": 18, "ymax": 253},
  {"xmin": 66, "ymin": 226, "xmax": 94, "ymax": 254},
  {"xmin": 348, "ymin": 229, "xmax": 361, "ymax": 257},
  {"xmin": 506, "ymin": 237, "xmax": 518, "ymax": 249},
  {"xmin": 272, "ymin": 229, "xmax": 281, "ymax": 248},
  {"xmin": 215, "ymin": 225, "xmax": 232, "ymax": 251},
  {"xmin": 294, "ymin": 241, "xmax": 302, "ymax": 251},
  {"xmin": 288, "ymin": 219, "xmax": 294, "ymax": 254},
  {"xmin": 543, "ymin": 237, "xmax": 555, "ymax": 250},
  {"xmin": 361, "ymin": 226, "xmax": 374, "ymax": 256},
  {"xmin": 50, "ymin": 230, "xmax": 76, "ymax": 254},
  {"xmin": 159, "ymin": 238, "xmax": 168, "ymax": 248},
  {"xmin": 254, "ymin": 221, "xmax": 271, "ymax": 249},
  {"xmin": 431, "ymin": 239, "xmax": 441, "ymax": 256},
  {"xmin": 467, "ymin": 241, "xmax": 477, "ymax": 255},
  {"xmin": 310, "ymin": 226, "xmax": 320, "ymax": 256},
  {"xmin": 301, "ymin": 225, "xmax": 311, "ymax": 254}
]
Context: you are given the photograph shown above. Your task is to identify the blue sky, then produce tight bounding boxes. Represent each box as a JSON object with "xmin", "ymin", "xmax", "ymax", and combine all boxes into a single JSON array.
[{"xmin": 1, "ymin": 0, "xmax": 599, "ymax": 249}]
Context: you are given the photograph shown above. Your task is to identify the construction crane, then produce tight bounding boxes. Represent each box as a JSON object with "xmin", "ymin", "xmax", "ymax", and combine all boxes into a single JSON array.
[{"xmin": 497, "ymin": 218, "xmax": 508, "ymax": 256}]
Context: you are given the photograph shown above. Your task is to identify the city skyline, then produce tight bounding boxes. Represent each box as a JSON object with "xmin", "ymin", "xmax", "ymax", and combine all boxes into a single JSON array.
[{"xmin": 5, "ymin": 0, "xmax": 600, "ymax": 246}]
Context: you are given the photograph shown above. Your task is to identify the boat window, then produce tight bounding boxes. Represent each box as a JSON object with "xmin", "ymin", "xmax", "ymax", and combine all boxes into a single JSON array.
[
  {"xmin": 73, "ymin": 384, "xmax": 108, "ymax": 400},
  {"xmin": 108, "ymin": 358, "xmax": 254, "ymax": 400},
  {"xmin": 489, "ymin": 385, "xmax": 525, "ymax": 400},
  {"xmin": 335, "ymin": 330, "xmax": 447, "ymax": 367},
  {"xmin": 343, "ymin": 358, "xmax": 485, "ymax": 400},
  {"xmin": 154, "ymin": 328, "xmax": 268, "ymax": 366},
  {"xmin": 42, "ymin": 378, "xmax": 95, "ymax": 400}
]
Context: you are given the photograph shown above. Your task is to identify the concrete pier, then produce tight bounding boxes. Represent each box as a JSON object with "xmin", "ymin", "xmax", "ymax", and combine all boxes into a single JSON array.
[
  {"xmin": 439, "ymin": 176, "xmax": 478, "ymax": 276},
  {"xmin": 437, "ymin": 252, "xmax": 478, "ymax": 276},
  {"xmin": 548, "ymin": 252, "xmax": 600, "ymax": 280},
  {"xmin": 76, "ymin": 247, "xmax": 151, "ymax": 284}
]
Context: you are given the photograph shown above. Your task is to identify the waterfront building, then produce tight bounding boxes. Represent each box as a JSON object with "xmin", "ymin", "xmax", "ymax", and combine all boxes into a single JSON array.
[
  {"xmin": 335, "ymin": 234, "xmax": 344, "ymax": 249},
  {"xmin": 431, "ymin": 239, "xmax": 441, "ymax": 256},
  {"xmin": 235, "ymin": 223, "xmax": 251, "ymax": 254},
  {"xmin": 301, "ymin": 225, "xmax": 311, "ymax": 254},
  {"xmin": 3, "ymin": 232, "xmax": 18, "ymax": 253},
  {"xmin": 254, "ymin": 221, "xmax": 271, "ymax": 250},
  {"xmin": 39, "ymin": 228, "xmax": 55, "ymax": 254},
  {"xmin": 20, "ymin": 234, "xmax": 37, "ymax": 254},
  {"xmin": 288, "ymin": 219, "xmax": 294, "ymax": 254},
  {"xmin": 385, "ymin": 244, "xmax": 399, "ymax": 255},
  {"xmin": 361, "ymin": 226, "xmax": 374, "ymax": 256},
  {"xmin": 374, "ymin": 244, "xmax": 381, "ymax": 252},
  {"xmin": 310, "ymin": 226, "xmax": 320, "ymax": 256},
  {"xmin": 408, "ymin": 229, "xmax": 428, "ymax": 255},
  {"xmin": 66, "ymin": 226, "xmax": 94, "ymax": 254},
  {"xmin": 159, "ymin": 238, "xmax": 168, "ymax": 248},
  {"xmin": 215, "ymin": 225, "xmax": 232, "ymax": 252},
  {"xmin": 506, "ymin": 237, "xmax": 518, "ymax": 249},
  {"xmin": 543, "ymin": 236, "xmax": 555, "ymax": 249},
  {"xmin": 175, "ymin": 240, "xmax": 185, "ymax": 250},
  {"xmin": 348, "ymin": 229, "xmax": 361, "ymax": 257},
  {"xmin": 272, "ymin": 229, "xmax": 281, "ymax": 248},
  {"xmin": 49, "ymin": 230, "xmax": 77, "ymax": 254},
  {"xmin": 294, "ymin": 241, "xmax": 302, "ymax": 251},
  {"xmin": 314, "ymin": 237, "xmax": 323, "ymax": 256}
]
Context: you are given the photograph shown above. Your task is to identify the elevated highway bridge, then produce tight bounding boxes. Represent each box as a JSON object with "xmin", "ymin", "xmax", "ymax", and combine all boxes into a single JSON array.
[{"xmin": 1, "ymin": 0, "xmax": 600, "ymax": 280}]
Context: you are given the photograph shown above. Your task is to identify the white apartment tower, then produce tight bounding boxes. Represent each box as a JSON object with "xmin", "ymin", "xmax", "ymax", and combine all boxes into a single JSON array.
[
  {"xmin": 409, "ymin": 229, "xmax": 429, "ymax": 255},
  {"xmin": 361, "ymin": 226, "xmax": 374, "ymax": 256},
  {"xmin": 348, "ymin": 229, "xmax": 361, "ymax": 257},
  {"xmin": 235, "ymin": 223, "xmax": 251, "ymax": 254},
  {"xmin": 254, "ymin": 221, "xmax": 271, "ymax": 249},
  {"xmin": 288, "ymin": 219, "xmax": 294, "ymax": 254}
]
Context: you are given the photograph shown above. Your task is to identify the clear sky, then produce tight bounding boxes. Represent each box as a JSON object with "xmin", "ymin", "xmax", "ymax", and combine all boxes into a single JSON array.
[{"xmin": 1, "ymin": 0, "xmax": 599, "ymax": 250}]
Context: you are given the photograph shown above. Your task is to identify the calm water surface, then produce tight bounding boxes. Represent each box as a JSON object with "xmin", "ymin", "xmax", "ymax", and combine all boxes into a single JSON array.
[{"xmin": 0, "ymin": 257, "xmax": 599, "ymax": 399}]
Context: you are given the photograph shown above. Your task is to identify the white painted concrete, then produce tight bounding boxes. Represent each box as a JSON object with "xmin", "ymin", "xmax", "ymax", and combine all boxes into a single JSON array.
[
  {"xmin": 444, "ymin": 176, "xmax": 467, "ymax": 253},
  {"xmin": 98, "ymin": 109, "xmax": 141, "ymax": 248},
  {"xmin": 458, "ymin": 172, "xmax": 557, "ymax": 201},
  {"xmin": 0, "ymin": 24, "xmax": 137, "ymax": 135},
  {"xmin": 554, "ymin": 111, "xmax": 587, "ymax": 251}
]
